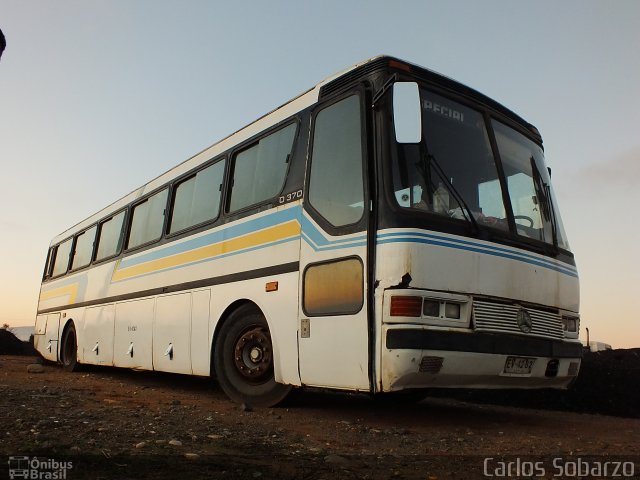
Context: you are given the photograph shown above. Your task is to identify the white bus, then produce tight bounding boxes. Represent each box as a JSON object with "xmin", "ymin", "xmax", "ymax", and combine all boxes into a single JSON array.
[{"xmin": 34, "ymin": 56, "xmax": 581, "ymax": 407}]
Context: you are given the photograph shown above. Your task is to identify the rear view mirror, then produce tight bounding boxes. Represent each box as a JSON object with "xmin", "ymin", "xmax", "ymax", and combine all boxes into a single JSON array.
[{"xmin": 393, "ymin": 82, "xmax": 422, "ymax": 143}]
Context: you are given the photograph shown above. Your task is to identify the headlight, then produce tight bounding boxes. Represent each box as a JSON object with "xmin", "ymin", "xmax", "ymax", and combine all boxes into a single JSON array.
[
  {"xmin": 387, "ymin": 291, "xmax": 470, "ymax": 328},
  {"xmin": 444, "ymin": 302, "xmax": 461, "ymax": 319},
  {"xmin": 562, "ymin": 316, "xmax": 579, "ymax": 335}
]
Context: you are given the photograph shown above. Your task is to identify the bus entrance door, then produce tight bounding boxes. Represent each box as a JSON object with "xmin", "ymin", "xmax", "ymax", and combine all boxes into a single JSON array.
[
  {"xmin": 296, "ymin": 219, "xmax": 370, "ymax": 391},
  {"xmin": 296, "ymin": 91, "xmax": 371, "ymax": 391}
]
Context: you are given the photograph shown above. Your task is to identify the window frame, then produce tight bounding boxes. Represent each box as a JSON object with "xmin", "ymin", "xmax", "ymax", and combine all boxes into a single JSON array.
[
  {"xmin": 49, "ymin": 236, "xmax": 74, "ymax": 279},
  {"xmin": 42, "ymin": 247, "xmax": 55, "ymax": 280},
  {"xmin": 305, "ymin": 89, "xmax": 369, "ymax": 235},
  {"xmin": 166, "ymin": 156, "xmax": 227, "ymax": 239},
  {"xmin": 124, "ymin": 186, "xmax": 170, "ymax": 253},
  {"xmin": 488, "ymin": 117, "xmax": 561, "ymax": 246},
  {"xmin": 93, "ymin": 208, "xmax": 129, "ymax": 265},
  {"xmin": 302, "ymin": 256, "xmax": 365, "ymax": 317},
  {"xmin": 226, "ymin": 119, "xmax": 300, "ymax": 216},
  {"xmin": 69, "ymin": 224, "xmax": 98, "ymax": 273}
]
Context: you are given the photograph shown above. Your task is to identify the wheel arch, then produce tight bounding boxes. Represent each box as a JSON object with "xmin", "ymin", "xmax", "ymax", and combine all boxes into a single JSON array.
[
  {"xmin": 59, "ymin": 317, "xmax": 76, "ymax": 362},
  {"xmin": 59, "ymin": 316, "xmax": 80, "ymax": 370}
]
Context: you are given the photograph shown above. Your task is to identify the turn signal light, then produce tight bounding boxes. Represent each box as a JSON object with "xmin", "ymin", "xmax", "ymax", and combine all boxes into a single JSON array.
[{"xmin": 390, "ymin": 296, "xmax": 422, "ymax": 317}]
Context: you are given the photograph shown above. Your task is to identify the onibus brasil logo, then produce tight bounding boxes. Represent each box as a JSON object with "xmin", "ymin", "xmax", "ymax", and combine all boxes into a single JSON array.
[{"xmin": 8, "ymin": 456, "xmax": 73, "ymax": 479}]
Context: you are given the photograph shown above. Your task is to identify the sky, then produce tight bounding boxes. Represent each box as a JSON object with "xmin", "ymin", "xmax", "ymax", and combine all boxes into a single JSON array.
[{"xmin": 0, "ymin": 0, "xmax": 638, "ymax": 348}]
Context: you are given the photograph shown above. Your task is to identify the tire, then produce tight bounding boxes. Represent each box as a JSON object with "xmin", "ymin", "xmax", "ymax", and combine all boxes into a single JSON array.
[
  {"xmin": 60, "ymin": 322, "xmax": 79, "ymax": 372},
  {"xmin": 214, "ymin": 305, "xmax": 292, "ymax": 408}
]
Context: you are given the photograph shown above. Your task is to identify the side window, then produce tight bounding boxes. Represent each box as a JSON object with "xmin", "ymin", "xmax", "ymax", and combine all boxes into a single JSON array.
[
  {"xmin": 303, "ymin": 258, "xmax": 364, "ymax": 316},
  {"xmin": 127, "ymin": 189, "xmax": 168, "ymax": 249},
  {"xmin": 95, "ymin": 210, "xmax": 126, "ymax": 261},
  {"xmin": 43, "ymin": 248, "xmax": 55, "ymax": 279},
  {"xmin": 170, "ymin": 160, "xmax": 225, "ymax": 234},
  {"xmin": 71, "ymin": 225, "xmax": 97, "ymax": 270},
  {"xmin": 229, "ymin": 123, "xmax": 297, "ymax": 212},
  {"xmin": 51, "ymin": 238, "xmax": 73, "ymax": 277},
  {"xmin": 309, "ymin": 95, "xmax": 364, "ymax": 227}
]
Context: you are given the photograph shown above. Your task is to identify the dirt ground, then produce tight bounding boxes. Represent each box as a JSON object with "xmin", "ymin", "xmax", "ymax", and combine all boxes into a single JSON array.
[{"xmin": 1, "ymin": 355, "xmax": 639, "ymax": 479}]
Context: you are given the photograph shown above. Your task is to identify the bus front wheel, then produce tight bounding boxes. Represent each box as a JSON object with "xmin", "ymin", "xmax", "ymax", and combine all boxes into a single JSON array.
[
  {"xmin": 60, "ymin": 322, "xmax": 79, "ymax": 372},
  {"xmin": 214, "ymin": 305, "xmax": 291, "ymax": 408}
]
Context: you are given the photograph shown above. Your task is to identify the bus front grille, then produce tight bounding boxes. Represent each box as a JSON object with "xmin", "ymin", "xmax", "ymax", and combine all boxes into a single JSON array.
[{"xmin": 472, "ymin": 300, "xmax": 564, "ymax": 340}]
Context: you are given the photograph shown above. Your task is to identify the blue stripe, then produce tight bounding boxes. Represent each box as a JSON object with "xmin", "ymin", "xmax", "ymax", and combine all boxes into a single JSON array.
[
  {"xmin": 378, "ymin": 230, "xmax": 577, "ymax": 274},
  {"xmin": 301, "ymin": 232, "xmax": 367, "ymax": 252},
  {"xmin": 120, "ymin": 206, "xmax": 303, "ymax": 269},
  {"xmin": 300, "ymin": 215, "xmax": 367, "ymax": 250},
  {"xmin": 377, "ymin": 233, "xmax": 577, "ymax": 277}
]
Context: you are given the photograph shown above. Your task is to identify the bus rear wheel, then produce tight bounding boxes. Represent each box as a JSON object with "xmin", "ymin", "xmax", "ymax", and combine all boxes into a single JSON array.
[
  {"xmin": 60, "ymin": 322, "xmax": 79, "ymax": 372},
  {"xmin": 214, "ymin": 305, "xmax": 291, "ymax": 408}
]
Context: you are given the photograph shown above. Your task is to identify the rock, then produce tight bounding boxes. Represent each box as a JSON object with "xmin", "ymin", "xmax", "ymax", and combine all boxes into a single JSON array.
[
  {"xmin": 169, "ymin": 439, "xmax": 183, "ymax": 446},
  {"xmin": 207, "ymin": 434, "xmax": 223, "ymax": 440},
  {"xmin": 155, "ymin": 440, "xmax": 167, "ymax": 445},
  {"xmin": 185, "ymin": 453, "xmax": 199, "ymax": 460},
  {"xmin": 135, "ymin": 441, "xmax": 147, "ymax": 449},
  {"xmin": 27, "ymin": 364, "xmax": 44, "ymax": 374},
  {"xmin": 241, "ymin": 403, "xmax": 253, "ymax": 412},
  {"xmin": 69, "ymin": 446, "xmax": 80, "ymax": 453}
]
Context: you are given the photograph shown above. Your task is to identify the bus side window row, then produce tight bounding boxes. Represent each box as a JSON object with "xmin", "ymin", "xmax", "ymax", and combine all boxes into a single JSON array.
[{"xmin": 44, "ymin": 121, "xmax": 298, "ymax": 280}]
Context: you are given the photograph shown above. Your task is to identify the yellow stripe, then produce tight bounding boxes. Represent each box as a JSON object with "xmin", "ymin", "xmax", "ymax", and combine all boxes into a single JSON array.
[
  {"xmin": 112, "ymin": 220, "xmax": 300, "ymax": 282},
  {"xmin": 39, "ymin": 284, "xmax": 79, "ymax": 304}
]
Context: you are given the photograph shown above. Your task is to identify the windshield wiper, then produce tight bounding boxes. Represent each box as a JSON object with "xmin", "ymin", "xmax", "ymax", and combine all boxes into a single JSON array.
[
  {"xmin": 419, "ymin": 153, "xmax": 480, "ymax": 235},
  {"xmin": 530, "ymin": 157, "xmax": 558, "ymax": 251},
  {"xmin": 545, "ymin": 183, "xmax": 559, "ymax": 250}
]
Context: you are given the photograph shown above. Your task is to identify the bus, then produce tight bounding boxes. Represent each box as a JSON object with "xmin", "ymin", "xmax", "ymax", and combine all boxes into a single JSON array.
[{"xmin": 34, "ymin": 56, "xmax": 581, "ymax": 407}]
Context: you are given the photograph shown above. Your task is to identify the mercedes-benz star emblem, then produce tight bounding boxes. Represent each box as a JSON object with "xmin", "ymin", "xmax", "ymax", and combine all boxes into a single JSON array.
[{"xmin": 516, "ymin": 308, "xmax": 533, "ymax": 333}]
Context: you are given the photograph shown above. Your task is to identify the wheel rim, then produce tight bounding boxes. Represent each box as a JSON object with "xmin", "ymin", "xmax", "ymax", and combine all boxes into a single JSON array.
[{"xmin": 232, "ymin": 326, "xmax": 273, "ymax": 384}]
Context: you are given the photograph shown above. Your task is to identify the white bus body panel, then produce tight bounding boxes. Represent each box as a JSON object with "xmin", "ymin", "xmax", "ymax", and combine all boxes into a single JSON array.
[
  {"xmin": 34, "ymin": 313, "xmax": 60, "ymax": 362},
  {"xmin": 82, "ymin": 305, "xmax": 115, "ymax": 366},
  {"xmin": 191, "ymin": 289, "xmax": 211, "ymax": 376},
  {"xmin": 154, "ymin": 293, "xmax": 192, "ymax": 374},
  {"xmin": 36, "ymin": 204, "xmax": 304, "ymax": 385},
  {"xmin": 113, "ymin": 299, "xmax": 154, "ymax": 370},
  {"xmin": 376, "ymin": 229, "xmax": 578, "ymax": 310},
  {"xmin": 297, "ymin": 214, "xmax": 370, "ymax": 391}
]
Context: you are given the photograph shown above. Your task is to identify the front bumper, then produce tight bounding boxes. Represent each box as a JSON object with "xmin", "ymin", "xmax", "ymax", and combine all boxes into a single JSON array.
[{"xmin": 381, "ymin": 325, "xmax": 582, "ymax": 391}]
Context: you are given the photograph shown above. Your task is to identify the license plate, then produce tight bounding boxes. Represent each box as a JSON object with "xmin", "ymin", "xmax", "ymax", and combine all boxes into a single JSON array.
[{"xmin": 504, "ymin": 356, "xmax": 536, "ymax": 374}]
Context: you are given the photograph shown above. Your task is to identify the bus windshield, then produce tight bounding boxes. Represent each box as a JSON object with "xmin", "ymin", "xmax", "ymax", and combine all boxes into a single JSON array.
[{"xmin": 391, "ymin": 88, "xmax": 570, "ymax": 250}]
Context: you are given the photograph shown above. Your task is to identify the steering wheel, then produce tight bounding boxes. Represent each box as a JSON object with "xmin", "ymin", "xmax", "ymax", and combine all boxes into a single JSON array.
[{"xmin": 514, "ymin": 215, "xmax": 534, "ymax": 228}]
